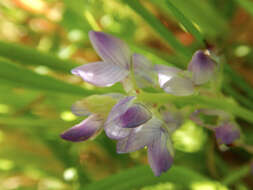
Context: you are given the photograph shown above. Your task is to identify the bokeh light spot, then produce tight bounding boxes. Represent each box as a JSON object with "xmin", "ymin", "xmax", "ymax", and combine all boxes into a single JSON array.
[
  {"xmin": 234, "ymin": 45, "xmax": 251, "ymax": 57},
  {"xmin": 60, "ymin": 111, "xmax": 77, "ymax": 121},
  {"xmin": 0, "ymin": 159, "xmax": 14, "ymax": 171},
  {"xmin": 63, "ymin": 168, "xmax": 77, "ymax": 181},
  {"xmin": 191, "ymin": 182, "xmax": 228, "ymax": 190},
  {"xmin": 172, "ymin": 120, "xmax": 207, "ymax": 152},
  {"xmin": 0, "ymin": 104, "xmax": 10, "ymax": 114}
]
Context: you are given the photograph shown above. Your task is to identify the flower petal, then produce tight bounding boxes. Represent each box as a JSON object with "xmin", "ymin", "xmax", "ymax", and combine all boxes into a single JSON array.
[
  {"xmin": 188, "ymin": 50, "xmax": 216, "ymax": 85},
  {"xmin": 117, "ymin": 117, "xmax": 162, "ymax": 153},
  {"xmin": 148, "ymin": 131, "xmax": 173, "ymax": 176},
  {"xmin": 132, "ymin": 54, "xmax": 157, "ymax": 87},
  {"xmin": 71, "ymin": 61, "xmax": 129, "ymax": 87},
  {"xmin": 162, "ymin": 110, "xmax": 183, "ymax": 133},
  {"xmin": 89, "ymin": 31, "xmax": 131, "ymax": 68},
  {"xmin": 163, "ymin": 76, "xmax": 194, "ymax": 96},
  {"xmin": 104, "ymin": 96, "xmax": 135, "ymax": 139},
  {"xmin": 119, "ymin": 104, "xmax": 152, "ymax": 128},
  {"xmin": 155, "ymin": 64, "xmax": 182, "ymax": 87},
  {"xmin": 214, "ymin": 123, "xmax": 240, "ymax": 145},
  {"xmin": 61, "ymin": 114, "xmax": 103, "ymax": 142}
]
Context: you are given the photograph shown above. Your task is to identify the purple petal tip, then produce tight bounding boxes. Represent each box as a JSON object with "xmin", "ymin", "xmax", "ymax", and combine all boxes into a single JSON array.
[
  {"xmin": 215, "ymin": 123, "xmax": 240, "ymax": 145},
  {"xmin": 61, "ymin": 115, "xmax": 103, "ymax": 142}
]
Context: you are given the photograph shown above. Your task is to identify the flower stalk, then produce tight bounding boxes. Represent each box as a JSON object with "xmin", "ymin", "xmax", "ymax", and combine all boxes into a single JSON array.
[{"xmin": 139, "ymin": 92, "xmax": 253, "ymax": 124}]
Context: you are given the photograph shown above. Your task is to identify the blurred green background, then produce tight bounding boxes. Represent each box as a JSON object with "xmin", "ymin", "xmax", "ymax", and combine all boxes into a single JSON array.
[{"xmin": 0, "ymin": 0, "xmax": 253, "ymax": 189}]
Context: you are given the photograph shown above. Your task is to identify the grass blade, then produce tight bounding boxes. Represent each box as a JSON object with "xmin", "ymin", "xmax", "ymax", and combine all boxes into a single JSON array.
[
  {"xmin": 0, "ymin": 41, "xmax": 77, "ymax": 73},
  {"xmin": 164, "ymin": 0, "xmax": 205, "ymax": 46},
  {"xmin": 0, "ymin": 58, "xmax": 94, "ymax": 96},
  {"xmin": 236, "ymin": 0, "xmax": 253, "ymax": 16},
  {"xmin": 124, "ymin": 0, "xmax": 192, "ymax": 60},
  {"xmin": 85, "ymin": 165, "xmax": 211, "ymax": 190}
]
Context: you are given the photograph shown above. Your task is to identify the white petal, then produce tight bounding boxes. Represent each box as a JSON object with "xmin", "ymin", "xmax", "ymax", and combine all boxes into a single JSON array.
[
  {"xmin": 163, "ymin": 76, "xmax": 194, "ymax": 96},
  {"xmin": 155, "ymin": 64, "xmax": 182, "ymax": 87},
  {"xmin": 71, "ymin": 62, "xmax": 129, "ymax": 87}
]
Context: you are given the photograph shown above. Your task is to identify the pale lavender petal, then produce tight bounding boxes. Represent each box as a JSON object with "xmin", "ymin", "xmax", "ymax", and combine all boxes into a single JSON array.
[
  {"xmin": 148, "ymin": 130, "xmax": 173, "ymax": 176},
  {"xmin": 104, "ymin": 96, "xmax": 135, "ymax": 139},
  {"xmin": 89, "ymin": 31, "xmax": 131, "ymax": 68},
  {"xmin": 117, "ymin": 117, "xmax": 162, "ymax": 153},
  {"xmin": 162, "ymin": 110, "xmax": 183, "ymax": 133},
  {"xmin": 71, "ymin": 61, "xmax": 129, "ymax": 87},
  {"xmin": 163, "ymin": 76, "xmax": 194, "ymax": 96},
  {"xmin": 155, "ymin": 64, "xmax": 182, "ymax": 87},
  {"xmin": 61, "ymin": 114, "xmax": 103, "ymax": 142},
  {"xmin": 214, "ymin": 123, "xmax": 240, "ymax": 145},
  {"xmin": 188, "ymin": 50, "xmax": 216, "ymax": 85},
  {"xmin": 132, "ymin": 54, "xmax": 157, "ymax": 87}
]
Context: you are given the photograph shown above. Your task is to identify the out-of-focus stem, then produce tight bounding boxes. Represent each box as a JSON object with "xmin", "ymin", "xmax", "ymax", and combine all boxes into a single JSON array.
[
  {"xmin": 139, "ymin": 92, "xmax": 253, "ymax": 124},
  {"xmin": 222, "ymin": 165, "xmax": 250, "ymax": 186}
]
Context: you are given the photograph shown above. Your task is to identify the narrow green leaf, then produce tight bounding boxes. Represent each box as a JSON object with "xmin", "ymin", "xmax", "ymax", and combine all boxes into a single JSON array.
[
  {"xmin": 164, "ymin": 0, "xmax": 205, "ymax": 46},
  {"xmin": 124, "ymin": 0, "xmax": 192, "ymax": 60},
  {"xmin": 236, "ymin": 0, "xmax": 253, "ymax": 16},
  {"xmin": 0, "ymin": 58, "xmax": 94, "ymax": 96},
  {"xmin": 85, "ymin": 165, "xmax": 211, "ymax": 190},
  {"xmin": 222, "ymin": 166, "xmax": 250, "ymax": 186},
  {"xmin": 151, "ymin": 0, "xmax": 227, "ymax": 37},
  {"xmin": 0, "ymin": 41, "xmax": 77, "ymax": 73},
  {"xmin": 224, "ymin": 64, "xmax": 253, "ymax": 100}
]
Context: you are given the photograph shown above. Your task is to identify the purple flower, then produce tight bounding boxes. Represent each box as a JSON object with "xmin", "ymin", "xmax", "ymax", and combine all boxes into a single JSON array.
[
  {"xmin": 71, "ymin": 31, "xmax": 155, "ymax": 88},
  {"xmin": 188, "ymin": 50, "xmax": 216, "ymax": 85},
  {"xmin": 116, "ymin": 116, "xmax": 174, "ymax": 176},
  {"xmin": 156, "ymin": 50, "xmax": 216, "ymax": 96},
  {"xmin": 214, "ymin": 123, "xmax": 240, "ymax": 145},
  {"xmin": 105, "ymin": 96, "xmax": 179, "ymax": 176},
  {"xmin": 190, "ymin": 109, "xmax": 240, "ymax": 146},
  {"xmin": 104, "ymin": 96, "xmax": 152, "ymax": 140},
  {"xmin": 61, "ymin": 94, "xmax": 122, "ymax": 142}
]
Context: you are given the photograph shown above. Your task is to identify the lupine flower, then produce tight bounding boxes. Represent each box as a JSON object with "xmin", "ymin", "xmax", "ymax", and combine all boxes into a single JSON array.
[
  {"xmin": 71, "ymin": 31, "xmax": 156, "ymax": 89},
  {"xmin": 61, "ymin": 94, "xmax": 120, "ymax": 142},
  {"xmin": 156, "ymin": 50, "xmax": 216, "ymax": 96},
  {"xmin": 188, "ymin": 50, "xmax": 216, "ymax": 85},
  {"xmin": 214, "ymin": 122, "xmax": 240, "ymax": 145},
  {"xmin": 190, "ymin": 109, "xmax": 240, "ymax": 146},
  {"xmin": 105, "ymin": 96, "xmax": 180, "ymax": 176}
]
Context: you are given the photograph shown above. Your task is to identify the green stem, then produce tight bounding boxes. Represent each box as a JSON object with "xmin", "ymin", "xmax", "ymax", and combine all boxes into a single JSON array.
[
  {"xmin": 139, "ymin": 92, "xmax": 253, "ymax": 123},
  {"xmin": 129, "ymin": 58, "xmax": 138, "ymax": 91},
  {"xmin": 222, "ymin": 166, "xmax": 250, "ymax": 186}
]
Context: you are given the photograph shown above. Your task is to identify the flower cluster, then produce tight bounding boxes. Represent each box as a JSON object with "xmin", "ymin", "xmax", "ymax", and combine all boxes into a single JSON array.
[{"xmin": 61, "ymin": 31, "xmax": 240, "ymax": 176}]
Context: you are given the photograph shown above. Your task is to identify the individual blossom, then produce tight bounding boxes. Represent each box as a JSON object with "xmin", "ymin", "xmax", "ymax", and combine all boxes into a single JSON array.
[
  {"xmin": 71, "ymin": 31, "xmax": 156, "ymax": 89},
  {"xmin": 104, "ymin": 96, "xmax": 181, "ymax": 176},
  {"xmin": 61, "ymin": 94, "xmax": 121, "ymax": 142},
  {"xmin": 155, "ymin": 50, "xmax": 216, "ymax": 96},
  {"xmin": 190, "ymin": 109, "xmax": 240, "ymax": 146},
  {"xmin": 214, "ymin": 122, "xmax": 240, "ymax": 145},
  {"xmin": 188, "ymin": 50, "xmax": 216, "ymax": 85}
]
